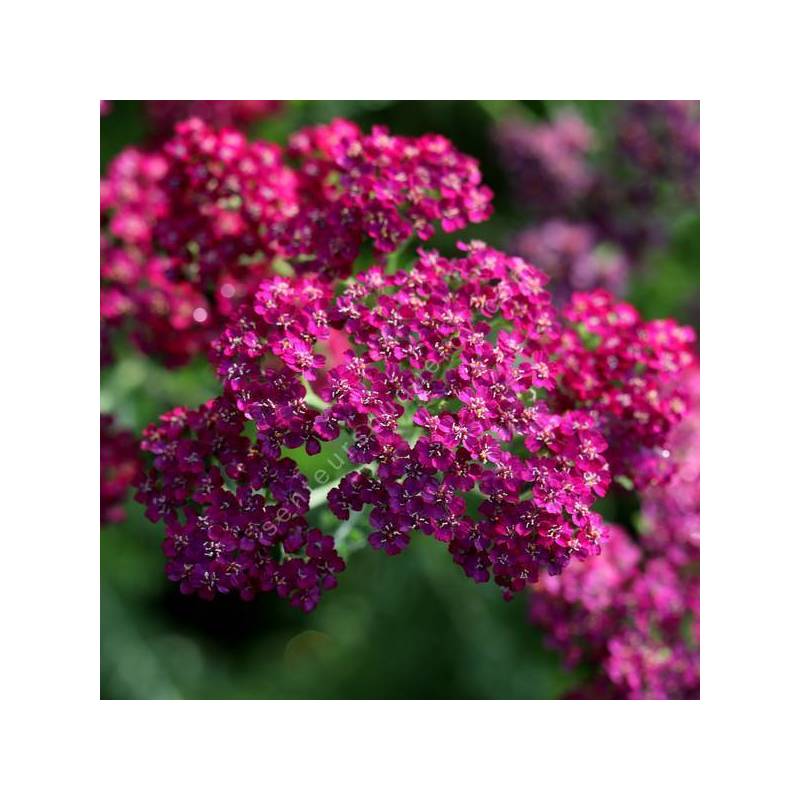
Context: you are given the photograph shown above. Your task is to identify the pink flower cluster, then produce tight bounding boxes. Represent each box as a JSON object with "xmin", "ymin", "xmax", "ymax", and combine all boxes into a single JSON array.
[
  {"xmin": 556, "ymin": 290, "xmax": 695, "ymax": 488},
  {"xmin": 282, "ymin": 120, "xmax": 493, "ymax": 275},
  {"xmin": 101, "ymin": 120, "xmax": 298, "ymax": 366},
  {"xmin": 210, "ymin": 242, "xmax": 612, "ymax": 599},
  {"xmin": 101, "ymin": 414, "xmax": 141, "ymax": 525},
  {"xmin": 530, "ymin": 367, "xmax": 699, "ymax": 699},
  {"xmin": 101, "ymin": 118, "xmax": 494, "ymax": 365},
  {"xmin": 136, "ymin": 234, "xmax": 695, "ymax": 610}
]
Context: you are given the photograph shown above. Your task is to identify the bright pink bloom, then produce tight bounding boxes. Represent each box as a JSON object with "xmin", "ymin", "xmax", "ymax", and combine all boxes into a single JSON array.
[
  {"xmin": 530, "ymin": 368, "xmax": 699, "ymax": 699},
  {"xmin": 556, "ymin": 290, "xmax": 696, "ymax": 488},
  {"xmin": 209, "ymin": 242, "xmax": 612, "ymax": 599}
]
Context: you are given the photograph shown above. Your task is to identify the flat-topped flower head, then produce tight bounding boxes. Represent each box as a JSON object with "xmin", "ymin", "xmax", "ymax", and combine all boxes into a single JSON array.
[
  {"xmin": 101, "ymin": 118, "xmax": 494, "ymax": 363},
  {"xmin": 210, "ymin": 243, "xmax": 613, "ymax": 599}
]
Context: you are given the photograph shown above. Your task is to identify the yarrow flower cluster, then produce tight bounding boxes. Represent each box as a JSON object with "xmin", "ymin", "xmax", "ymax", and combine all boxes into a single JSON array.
[
  {"xmin": 511, "ymin": 219, "xmax": 629, "ymax": 304},
  {"xmin": 100, "ymin": 118, "xmax": 494, "ymax": 365},
  {"xmin": 105, "ymin": 109, "xmax": 698, "ymax": 651},
  {"xmin": 144, "ymin": 100, "xmax": 284, "ymax": 141},
  {"xmin": 135, "ymin": 398, "xmax": 345, "ymax": 610},
  {"xmin": 134, "ymin": 237, "xmax": 696, "ymax": 610},
  {"xmin": 555, "ymin": 290, "xmax": 695, "ymax": 488},
  {"xmin": 530, "ymin": 529, "xmax": 699, "ymax": 699},
  {"xmin": 529, "ymin": 366, "xmax": 699, "ymax": 699},
  {"xmin": 101, "ymin": 414, "xmax": 141, "ymax": 525},
  {"xmin": 280, "ymin": 119, "xmax": 494, "ymax": 276},
  {"xmin": 135, "ymin": 242, "xmax": 623, "ymax": 606},
  {"xmin": 100, "ymin": 119, "xmax": 299, "ymax": 366}
]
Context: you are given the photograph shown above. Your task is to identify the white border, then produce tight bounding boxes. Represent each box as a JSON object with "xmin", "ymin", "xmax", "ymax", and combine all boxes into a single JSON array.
[{"xmin": 3, "ymin": 0, "xmax": 799, "ymax": 795}]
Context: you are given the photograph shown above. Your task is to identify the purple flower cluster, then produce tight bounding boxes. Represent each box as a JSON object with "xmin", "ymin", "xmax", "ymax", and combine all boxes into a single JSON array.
[
  {"xmin": 281, "ymin": 119, "xmax": 494, "ymax": 276},
  {"xmin": 204, "ymin": 241, "xmax": 614, "ymax": 599},
  {"xmin": 585, "ymin": 101, "xmax": 699, "ymax": 258},
  {"xmin": 144, "ymin": 100, "xmax": 284, "ymax": 141},
  {"xmin": 135, "ymin": 398, "xmax": 344, "ymax": 610},
  {"xmin": 101, "ymin": 118, "xmax": 494, "ymax": 365},
  {"xmin": 101, "ymin": 414, "xmax": 141, "ymax": 525},
  {"xmin": 529, "ymin": 368, "xmax": 699, "ymax": 699},
  {"xmin": 511, "ymin": 219, "xmax": 629, "ymax": 304},
  {"xmin": 495, "ymin": 102, "xmax": 699, "ymax": 266},
  {"xmin": 494, "ymin": 110, "xmax": 595, "ymax": 214},
  {"xmin": 113, "ymin": 111, "xmax": 699, "ymax": 623},
  {"xmin": 556, "ymin": 290, "xmax": 696, "ymax": 488},
  {"xmin": 616, "ymin": 100, "xmax": 700, "ymax": 200},
  {"xmin": 135, "ymin": 237, "xmax": 697, "ymax": 609}
]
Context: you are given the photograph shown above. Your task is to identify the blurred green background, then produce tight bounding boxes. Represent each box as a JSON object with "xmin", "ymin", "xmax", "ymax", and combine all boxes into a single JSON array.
[{"xmin": 100, "ymin": 100, "xmax": 699, "ymax": 699}]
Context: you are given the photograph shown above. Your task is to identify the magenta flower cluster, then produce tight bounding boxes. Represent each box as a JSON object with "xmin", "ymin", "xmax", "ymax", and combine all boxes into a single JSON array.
[
  {"xmin": 282, "ymin": 119, "xmax": 493, "ymax": 275},
  {"xmin": 101, "ymin": 120, "xmax": 298, "ymax": 366},
  {"xmin": 101, "ymin": 118, "xmax": 494, "ymax": 366},
  {"xmin": 101, "ymin": 414, "xmax": 141, "ymax": 525},
  {"xmin": 135, "ymin": 398, "xmax": 345, "ymax": 610},
  {"xmin": 102, "ymin": 110, "xmax": 698, "ymax": 641},
  {"xmin": 132, "ymin": 248, "xmax": 696, "ymax": 611},
  {"xmin": 529, "ymin": 367, "xmax": 699, "ymax": 699},
  {"xmin": 208, "ymin": 242, "xmax": 613, "ymax": 600},
  {"xmin": 135, "ymin": 232, "xmax": 695, "ymax": 610},
  {"xmin": 556, "ymin": 290, "xmax": 695, "ymax": 488}
]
